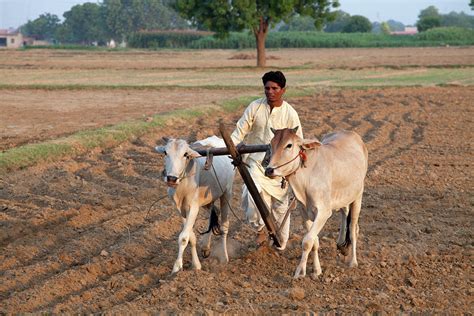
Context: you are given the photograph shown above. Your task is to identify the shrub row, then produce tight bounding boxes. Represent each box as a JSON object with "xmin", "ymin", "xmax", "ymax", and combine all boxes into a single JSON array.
[
  {"xmin": 128, "ymin": 30, "xmax": 213, "ymax": 48},
  {"xmin": 127, "ymin": 27, "xmax": 474, "ymax": 49}
]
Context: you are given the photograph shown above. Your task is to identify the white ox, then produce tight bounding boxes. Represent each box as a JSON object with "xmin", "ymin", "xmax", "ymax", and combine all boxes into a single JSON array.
[
  {"xmin": 155, "ymin": 136, "xmax": 235, "ymax": 273},
  {"xmin": 265, "ymin": 128, "xmax": 368, "ymax": 278}
]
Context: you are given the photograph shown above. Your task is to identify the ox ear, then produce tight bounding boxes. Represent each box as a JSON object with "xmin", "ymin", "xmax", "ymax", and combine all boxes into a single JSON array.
[
  {"xmin": 155, "ymin": 146, "xmax": 166, "ymax": 154},
  {"xmin": 162, "ymin": 137, "xmax": 170, "ymax": 143},
  {"xmin": 270, "ymin": 127, "xmax": 276, "ymax": 134},
  {"xmin": 187, "ymin": 148, "xmax": 202, "ymax": 159},
  {"xmin": 291, "ymin": 126, "xmax": 299, "ymax": 134},
  {"xmin": 301, "ymin": 139, "xmax": 321, "ymax": 150}
]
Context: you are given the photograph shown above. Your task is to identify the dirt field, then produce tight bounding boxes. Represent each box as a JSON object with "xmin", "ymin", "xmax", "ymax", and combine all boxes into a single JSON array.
[
  {"xmin": 1, "ymin": 84, "xmax": 472, "ymax": 313},
  {"xmin": 1, "ymin": 47, "xmax": 473, "ymax": 152},
  {"xmin": 0, "ymin": 88, "xmax": 258, "ymax": 151},
  {"xmin": 1, "ymin": 47, "xmax": 473, "ymax": 69}
]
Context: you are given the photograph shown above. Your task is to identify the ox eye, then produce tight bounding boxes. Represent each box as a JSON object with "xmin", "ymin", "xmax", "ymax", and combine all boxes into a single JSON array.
[
  {"xmin": 184, "ymin": 152, "xmax": 189, "ymax": 158},
  {"xmin": 286, "ymin": 143, "xmax": 293, "ymax": 149}
]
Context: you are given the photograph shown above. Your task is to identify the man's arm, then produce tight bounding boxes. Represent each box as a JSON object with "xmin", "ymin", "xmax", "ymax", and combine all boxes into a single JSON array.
[
  {"xmin": 290, "ymin": 108, "xmax": 304, "ymax": 139},
  {"xmin": 230, "ymin": 102, "xmax": 256, "ymax": 145}
]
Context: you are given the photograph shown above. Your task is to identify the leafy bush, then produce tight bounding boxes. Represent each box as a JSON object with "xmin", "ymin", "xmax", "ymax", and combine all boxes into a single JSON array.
[
  {"xmin": 128, "ymin": 30, "xmax": 212, "ymax": 49},
  {"xmin": 415, "ymin": 27, "xmax": 474, "ymax": 42},
  {"xmin": 128, "ymin": 29, "xmax": 474, "ymax": 49}
]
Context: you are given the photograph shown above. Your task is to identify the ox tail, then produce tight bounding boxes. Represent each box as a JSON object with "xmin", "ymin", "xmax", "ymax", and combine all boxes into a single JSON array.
[
  {"xmin": 337, "ymin": 207, "xmax": 352, "ymax": 256},
  {"xmin": 200, "ymin": 204, "xmax": 222, "ymax": 236}
]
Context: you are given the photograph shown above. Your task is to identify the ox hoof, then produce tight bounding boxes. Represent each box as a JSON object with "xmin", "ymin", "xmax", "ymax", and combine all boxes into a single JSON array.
[
  {"xmin": 310, "ymin": 272, "xmax": 322, "ymax": 280},
  {"xmin": 294, "ymin": 267, "xmax": 306, "ymax": 279},
  {"xmin": 202, "ymin": 248, "xmax": 211, "ymax": 258},
  {"xmin": 172, "ymin": 261, "xmax": 183, "ymax": 274},
  {"xmin": 171, "ymin": 268, "xmax": 181, "ymax": 275},
  {"xmin": 349, "ymin": 261, "xmax": 358, "ymax": 268},
  {"xmin": 337, "ymin": 243, "xmax": 350, "ymax": 256}
]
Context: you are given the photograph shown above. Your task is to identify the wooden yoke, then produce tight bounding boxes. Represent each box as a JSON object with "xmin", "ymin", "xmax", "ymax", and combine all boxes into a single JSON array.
[{"xmin": 219, "ymin": 123, "xmax": 282, "ymax": 248}]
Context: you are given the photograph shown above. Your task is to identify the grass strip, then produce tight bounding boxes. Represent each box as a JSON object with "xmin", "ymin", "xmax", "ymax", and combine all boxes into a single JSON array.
[
  {"xmin": 0, "ymin": 106, "xmax": 215, "ymax": 174},
  {"xmin": 0, "ymin": 83, "xmax": 467, "ymax": 174},
  {"xmin": 0, "ymin": 84, "xmax": 258, "ymax": 91}
]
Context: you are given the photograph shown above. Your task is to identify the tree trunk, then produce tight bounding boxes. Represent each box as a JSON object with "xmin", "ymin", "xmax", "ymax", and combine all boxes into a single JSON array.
[{"xmin": 254, "ymin": 16, "xmax": 269, "ymax": 68}]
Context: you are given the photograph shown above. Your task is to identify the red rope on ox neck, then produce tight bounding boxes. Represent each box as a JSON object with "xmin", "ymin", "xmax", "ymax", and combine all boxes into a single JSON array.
[
  {"xmin": 299, "ymin": 150, "xmax": 307, "ymax": 167},
  {"xmin": 273, "ymin": 148, "xmax": 307, "ymax": 170}
]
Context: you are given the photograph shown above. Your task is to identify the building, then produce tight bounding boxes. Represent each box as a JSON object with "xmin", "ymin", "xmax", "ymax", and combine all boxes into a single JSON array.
[
  {"xmin": 0, "ymin": 29, "xmax": 24, "ymax": 48},
  {"xmin": 390, "ymin": 26, "xmax": 418, "ymax": 35}
]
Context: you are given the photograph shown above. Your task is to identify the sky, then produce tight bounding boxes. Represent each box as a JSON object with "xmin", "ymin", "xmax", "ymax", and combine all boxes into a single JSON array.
[{"xmin": 0, "ymin": 0, "xmax": 472, "ymax": 29}]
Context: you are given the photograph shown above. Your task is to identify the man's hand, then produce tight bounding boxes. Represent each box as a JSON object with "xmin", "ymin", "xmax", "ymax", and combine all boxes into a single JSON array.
[{"xmin": 235, "ymin": 142, "xmax": 245, "ymax": 153}]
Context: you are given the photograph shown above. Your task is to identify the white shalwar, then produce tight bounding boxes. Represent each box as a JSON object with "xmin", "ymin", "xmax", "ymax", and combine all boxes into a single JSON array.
[{"xmin": 231, "ymin": 97, "xmax": 303, "ymax": 249}]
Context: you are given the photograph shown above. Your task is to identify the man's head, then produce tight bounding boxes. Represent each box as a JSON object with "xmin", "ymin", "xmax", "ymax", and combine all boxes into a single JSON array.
[
  {"xmin": 262, "ymin": 71, "xmax": 286, "ymax": 88},
  {"xmin": 262, "ymin": 71, "xmax": 286, "ymax": 106}
]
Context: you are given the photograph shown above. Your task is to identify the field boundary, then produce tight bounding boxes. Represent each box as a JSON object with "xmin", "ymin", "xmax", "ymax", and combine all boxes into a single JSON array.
[
  {"xmin": 1, "ymin": 81, "xmax": 471, "ymax": 174},
  {"xmin": 0, "ymin": 94, "xmax": 260, "ymax": 174}
]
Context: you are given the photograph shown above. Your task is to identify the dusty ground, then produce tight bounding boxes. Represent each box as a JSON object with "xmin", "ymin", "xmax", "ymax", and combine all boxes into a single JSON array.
[
  {"xmin": 0, "ymin": 88, "xmax": 257, "ymax": 151},
  {"xmin": 1, "ymin": 47, "xmax": 473, "ymax": 151},
  {"xmin": 1, "ymin": 47, "xmax": 473, "ymax": 69},
  {"xmin": 1, "ymin": 86, "xmax": 472, "ymax": 313}
]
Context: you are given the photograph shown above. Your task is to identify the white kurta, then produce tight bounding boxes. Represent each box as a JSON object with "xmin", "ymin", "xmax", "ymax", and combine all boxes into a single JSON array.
[{"xmin": 231, "ymin": 97, "xmax": 303, "ymax": 201}]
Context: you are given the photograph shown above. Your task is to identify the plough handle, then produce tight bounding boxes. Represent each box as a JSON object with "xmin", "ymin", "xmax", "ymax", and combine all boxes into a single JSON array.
[{"xmin": 218, "ymin": 123, "xmax": 282, "ymax": 248}]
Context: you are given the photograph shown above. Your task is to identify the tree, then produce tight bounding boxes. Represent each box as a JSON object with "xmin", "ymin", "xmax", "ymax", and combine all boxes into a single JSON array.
[
  {"xmin": 387, "ymin": 19, "xmax": 405, "ymax": 32},
  {"xmin": 441, "ymin": 11, "xmax": 474, "ymax": 29},
  {"xmin": 324, "ymin": 10, "xmax": 350, "ymax": 32},
  {"xmin": 279, "ymin": 15, "xmax": 317, "ymax": 31},
  {"xmin": 380, "ymin": 21, "xmax": 391, "ymax": 34},
  {"xmin": 470, "ymin": 0, "xmax": 473, "ymax": 10},
  {"xmin": 103, "ymin": 0, "xmax": 188, "ymax": 42},
  {"xmin": 60, "ymin": 3, "xmax": 107, "ymax": 44},
  {"xmin": 373, "ymin": 19, "xmax": 405, "ymax": 33},
  {"xmin": 21, "ymin": 13, "xmax": 61, "ymax": 41},
  {"xmin": 416, "ymin": 5, "xmax": 442, "ymax": 32},
  {"xmin": 174, "ymin": 0, "xmax": 340, "ymax": 67},
  {"xmin": 342, "ymin": 15, "xmax": 372, "ymax": 33}
]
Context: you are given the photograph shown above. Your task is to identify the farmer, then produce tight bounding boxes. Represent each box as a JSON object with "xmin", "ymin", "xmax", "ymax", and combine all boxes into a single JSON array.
[{"xmin": 231, "ymin": 70, "xmax": 303, "ymax": 250}]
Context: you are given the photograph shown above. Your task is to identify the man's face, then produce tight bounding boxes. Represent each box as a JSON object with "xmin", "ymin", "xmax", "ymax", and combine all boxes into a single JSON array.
[{"xmin": 264, "ymin": 81, "xmax": 285, "ymax": 103}]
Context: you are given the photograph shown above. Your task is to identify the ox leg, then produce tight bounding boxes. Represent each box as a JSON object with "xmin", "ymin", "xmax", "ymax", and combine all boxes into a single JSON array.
[
  {"xmin": 189, "ymin": 229, "xmax": 202, "ymax": 270},
  {"xmin": 172, "ymin": 204, "xmax": 200, "ymax": 274},
  {"xmin": 336, "ymin": 206, "xmax": 350, "ymax": 256},
  {"xmin": 201, "ymin": 206, "xmax": 213, "ymax": 259},
  {"xmin": 295, "ymin": 207, "xmax": 331, "ymax": 279},
  {"xmin": 219, "ymin": 191, "xmax": 231, "ymax": 263},
  {"xmin": 348, "ymin": 195, "xmax": 362, "ymax": 268}
]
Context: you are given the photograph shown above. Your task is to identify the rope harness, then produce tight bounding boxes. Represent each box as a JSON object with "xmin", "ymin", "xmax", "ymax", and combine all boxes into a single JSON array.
[
  {"xmin": 152, "ymin": 145, "xmax": 305, "ymax": 242},
  {"xmin": 269, "ymin": 147, "xmax": 307, "ymax": 189}
]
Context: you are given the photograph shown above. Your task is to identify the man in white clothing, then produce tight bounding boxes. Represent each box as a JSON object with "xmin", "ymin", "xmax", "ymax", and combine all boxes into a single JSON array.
[{"xmin": 231, "ymin": 71, "xmax": 303, "ymax": 250}]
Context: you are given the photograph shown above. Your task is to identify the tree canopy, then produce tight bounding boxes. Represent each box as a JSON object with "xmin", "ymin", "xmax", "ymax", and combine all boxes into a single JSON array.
[
  {"xmin": 58, "ymin": 3, "xmax": 106, "ymax": 44},
  {"xmin": 102, "ymin": 0, "xmax": 189, "ymax": 41},
  {"xmin": 278, "ymin": 15, "xmax": 317, "ymax": 32},
  {"xmin": 323, "ymin": 10, "xmax": 351, "ymax": 32},
  {"xmin": 20, "ymin": 0, "xmax": 188, "ymax": 44},
  {"xmin": 441, "ymin": 11, "xmax": 474, "ymax": 29},
  {"xmin": 174, "ymin": 0, "xmax": 340, "ymax": 66},
  {"xmin": 342, "ymin": 15, "xmax": 372, "ymax": 33},
  {"xmin": 21, "ymin": 13, "xmax": 61, "ymax": 41},
  {"xmin": 372, "ymin": 19, "xmax": 405, "ymax": 33},
  {"xmin": 416, "ymin": 5, "xmax": 442, "ymax": 32}
]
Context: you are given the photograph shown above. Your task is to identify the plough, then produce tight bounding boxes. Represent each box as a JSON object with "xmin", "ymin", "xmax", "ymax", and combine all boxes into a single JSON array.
[{"xmin": 183, "ymin": 123, "xmax": 283, "ymax": 247}]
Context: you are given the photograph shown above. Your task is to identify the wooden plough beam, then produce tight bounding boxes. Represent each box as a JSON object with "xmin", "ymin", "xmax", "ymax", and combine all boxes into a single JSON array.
[{"xmin": 190, "ymin": 124, "xmax": 282, "ymax": 247}]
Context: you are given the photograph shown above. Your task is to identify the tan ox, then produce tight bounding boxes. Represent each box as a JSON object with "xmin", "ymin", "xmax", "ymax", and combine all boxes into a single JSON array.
[
  {"xmin": 265, "ymin": 128, "xmax": 368, "ymax": 278},
  {"xmin": 155, "ymin": 136, "xmax": 235, "ymax": 273}
]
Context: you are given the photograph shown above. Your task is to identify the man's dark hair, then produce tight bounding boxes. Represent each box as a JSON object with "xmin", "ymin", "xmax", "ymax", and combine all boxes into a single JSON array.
[{"xmin": 262, "ymin": 71, "xmax": 286, "ymax": 88}]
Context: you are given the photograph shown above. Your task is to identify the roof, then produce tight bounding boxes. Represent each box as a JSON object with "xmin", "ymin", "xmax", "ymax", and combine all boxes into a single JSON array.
[{"xmin": 0, "ymin": 29, "xmax": 21, "ymax": 36}]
